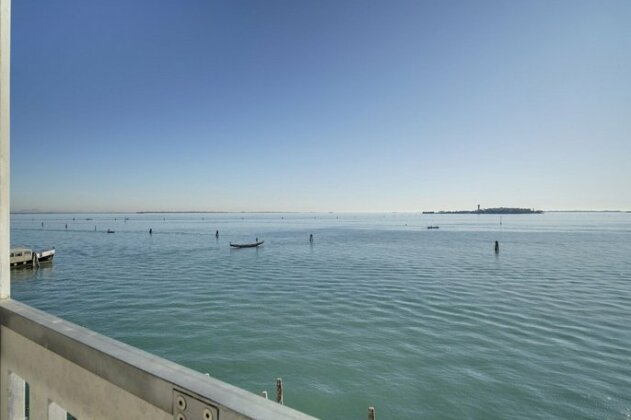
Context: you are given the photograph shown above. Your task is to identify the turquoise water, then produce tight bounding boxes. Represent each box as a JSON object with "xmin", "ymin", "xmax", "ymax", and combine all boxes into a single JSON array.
[{"xmin": 10, "ymin": 212, "xmax": 631, "ymax": 419}]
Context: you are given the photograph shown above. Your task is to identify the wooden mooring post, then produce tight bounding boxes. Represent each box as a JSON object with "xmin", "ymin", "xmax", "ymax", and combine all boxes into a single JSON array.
[{"xmin": 276, "ymin": 377, "xmax": 284, "ymax": 405}]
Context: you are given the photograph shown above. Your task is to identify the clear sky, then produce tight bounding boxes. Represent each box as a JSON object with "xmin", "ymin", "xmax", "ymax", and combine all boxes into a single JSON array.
[{"xmin": 9, "ymin": 0, "xmax": 631, "ymax": 212}]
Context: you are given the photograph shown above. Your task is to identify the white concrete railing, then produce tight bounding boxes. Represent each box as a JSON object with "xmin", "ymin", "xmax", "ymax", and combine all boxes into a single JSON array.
[{"xmin": 0, "ymin": 299, "xmax": 318, "ymax": 420}]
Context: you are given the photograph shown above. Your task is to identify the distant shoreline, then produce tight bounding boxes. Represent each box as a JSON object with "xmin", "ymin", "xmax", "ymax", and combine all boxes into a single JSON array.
[
  {"xmin": 10, "ymin": 209, "xmax": 630, "ymax": 215},
  {"xmin": 424, "ymin": 207, "xmax": 543, "ymax": 215}
]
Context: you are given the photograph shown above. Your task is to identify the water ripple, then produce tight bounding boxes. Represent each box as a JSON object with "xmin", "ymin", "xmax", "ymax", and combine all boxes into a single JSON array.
[{"xmin": 10, "ymin": 212, "xmax": 631, "ymax": 419}]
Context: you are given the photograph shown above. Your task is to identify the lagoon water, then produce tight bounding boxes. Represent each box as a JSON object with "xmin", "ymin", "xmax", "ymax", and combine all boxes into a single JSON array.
[{"xmin": 10, "ymin": 212, "xmax": 631, "ymax": 419}]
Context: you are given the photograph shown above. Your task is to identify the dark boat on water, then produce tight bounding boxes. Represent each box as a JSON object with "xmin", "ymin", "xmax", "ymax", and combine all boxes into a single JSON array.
[
  {"xmin": 230, "ymin": 240, "xmax": 264, "ymax": 248},
  {"xmin": 427, "ymin": 225, "xmax": 439, "ymax": 229}
]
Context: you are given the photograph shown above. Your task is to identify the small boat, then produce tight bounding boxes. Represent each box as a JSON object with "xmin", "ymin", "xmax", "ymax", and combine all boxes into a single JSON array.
[
  {"xmin": 10, "ymin": 247, "xmax": 55, "ymax": 269},
  {"xmin": 107, "ymin": 229, "xmax": 115, "ymax": 233},
  {"xmin": 230, "ymin": 240, "xmax": 264, "ymax": 248},
  {"xmin": 427, "ymin": 225, "xmax": 439, "ymax": 229}
]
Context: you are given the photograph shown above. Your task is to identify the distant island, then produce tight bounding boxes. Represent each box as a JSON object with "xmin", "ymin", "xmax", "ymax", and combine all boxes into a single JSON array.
[{"xmin": 423, "ymin": 207, "xmax": 543, "ymax": 215}]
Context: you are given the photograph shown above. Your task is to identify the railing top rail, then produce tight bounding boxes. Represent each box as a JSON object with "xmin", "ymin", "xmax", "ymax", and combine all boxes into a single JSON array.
[{"xmin": 0, "ymin": 299, "xmax": 317, "ymax": 420}]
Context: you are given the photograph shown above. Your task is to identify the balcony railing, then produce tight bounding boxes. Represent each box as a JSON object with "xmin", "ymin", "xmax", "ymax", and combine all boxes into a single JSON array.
[{"xmin": 0, "ymin": 299, "xmax": 317, "ymax": 420}]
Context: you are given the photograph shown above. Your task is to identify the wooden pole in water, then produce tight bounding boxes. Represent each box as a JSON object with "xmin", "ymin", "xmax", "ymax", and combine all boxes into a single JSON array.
[
  {"xmin": 276, "ymin": 378, "xmax": 283, "ymax": 405},
  {"xmin": 368, "ymin": 406, "xmax": 376, "ymax": 420}
]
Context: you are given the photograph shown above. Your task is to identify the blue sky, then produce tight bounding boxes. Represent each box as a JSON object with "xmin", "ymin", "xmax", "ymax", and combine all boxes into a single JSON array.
[{"xmin": 10, "ymin": 0, "xmax": 631, "ymax": 212}]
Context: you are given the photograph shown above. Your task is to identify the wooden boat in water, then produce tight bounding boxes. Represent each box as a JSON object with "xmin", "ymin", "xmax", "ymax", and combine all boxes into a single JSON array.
[
  {"xmin": 10, "ymin": 247, "xmax": 55, "ymax": 269},
  {"xmin": 229, "ymin": 240, "xmax": 264, "ymax": 248},
  {"xmin": 427, "ymin": 225, "xmax": 439, "ymax": 229}
]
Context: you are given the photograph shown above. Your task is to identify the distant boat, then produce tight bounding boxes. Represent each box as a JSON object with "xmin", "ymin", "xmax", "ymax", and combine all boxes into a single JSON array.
[
  {"xmin": 427, "ymin": 225, "xmax": 439, "ymax": 230},
  {"xmin": 107, "ymin": 229, "xmax": 115, "ymax": 233},
  {"xmin": 230, "ymin": 240, "xmax": 264, "ymax": 248},
  {"xmin": 10, "ymin": 247, "xmax": 55, "ymax": 269}
]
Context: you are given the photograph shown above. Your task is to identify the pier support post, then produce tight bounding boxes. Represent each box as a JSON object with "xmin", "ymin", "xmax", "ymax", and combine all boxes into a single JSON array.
[
  {"xmin": 368, "ymin": 406, "xmax": 376, "ymax": 420},
  {"xmin": 276, "ymin": 378, "xmax": 283, "ymax": 405},
  {"xmin": 0, "ymin": 0, "xmax": 11, "ymax": 299}
]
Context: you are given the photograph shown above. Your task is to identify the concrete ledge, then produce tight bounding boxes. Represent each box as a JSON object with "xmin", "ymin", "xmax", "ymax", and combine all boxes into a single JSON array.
[{"xmin": 0, "ymin": 299, "xmax": 317, "ymax": 420}]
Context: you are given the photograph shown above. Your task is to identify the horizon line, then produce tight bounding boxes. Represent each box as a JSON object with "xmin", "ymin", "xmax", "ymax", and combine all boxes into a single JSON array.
[{"xmin": 9, "ymin": 209, "xmax": 631, "ymax": 215}]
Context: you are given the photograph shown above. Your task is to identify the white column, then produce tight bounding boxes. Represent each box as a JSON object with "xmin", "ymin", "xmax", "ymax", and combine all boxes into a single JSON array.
[
  {"xmin": 8, "ymin": 373, "xmax": 25, "ymax": 420},
  {"xmin": 48, "ymin": 402, "xmax": 68, "ymax": 420},
  {"xmin": 0, "ymin": 0, "xmax": 10, "ymax": 299}
]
